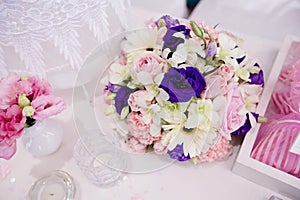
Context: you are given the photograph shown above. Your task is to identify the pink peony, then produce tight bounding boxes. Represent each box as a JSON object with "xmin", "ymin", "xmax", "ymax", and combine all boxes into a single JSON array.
[
  {"xmin": 0, "ymin": 73, "xmax": 31, "ymax": 109},
  {"xmin": 0, "ymin": 105, "xmax": 26, "ymax": 159},
  {"xmin": 205, "ymin": 74, "xmax": 227, "ymax": 99},
  {"xmin": 127, "ymin": 112, "xmax": 154, "ymax": 145},
  {"xmin": 128, "ymin": 137, "xmax": 147, "ymax": 153},
  {"xmin": 128, "ymin": 90, "xmax": 152, "ymax": 112},
  {"xmin": 133, "ymin": 52, "xmax": 166, "ymax": 79},
  {"xmin": 221, "ymin": 85, "xmax": 247, "ymax": 140},
  {"xmin": 217, "ymin": 64, "xmax": 235, "ymax": 81},
  {"xmin": 31, "ymin": 95, "xmax": 65, "ymax": 121},
  {"xmin": 27, "ymin": 76, "xmax": 51, "ymax": 100}
]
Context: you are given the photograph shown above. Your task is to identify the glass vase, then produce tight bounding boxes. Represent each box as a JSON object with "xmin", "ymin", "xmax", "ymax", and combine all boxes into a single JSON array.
[
  {"xmin": 22, "ymin": 118, "xmax": 63, "ymax": 157},
  {"xmin": 73, "ymin": 130, "xmax": 127, "ymax": 187}
]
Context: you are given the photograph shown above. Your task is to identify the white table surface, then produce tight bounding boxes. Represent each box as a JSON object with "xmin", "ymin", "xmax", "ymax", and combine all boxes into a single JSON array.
[{"xmin": 1, "ymin": 1, "xmax": 299, "ymax": 200}]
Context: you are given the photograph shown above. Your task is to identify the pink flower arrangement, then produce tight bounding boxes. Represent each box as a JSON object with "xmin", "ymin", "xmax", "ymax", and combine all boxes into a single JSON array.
[
  {"xmin": 102, "ymin": 15, "xmax": 264, "ymax": 163},
  {"xmin": 0, "ymin": 73, "xmax": 65, "ymax": 160}
]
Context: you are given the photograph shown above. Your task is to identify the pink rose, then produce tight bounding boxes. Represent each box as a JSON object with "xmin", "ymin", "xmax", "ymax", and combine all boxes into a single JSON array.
[
  {"xmin": 128, "ymin": 137, "xmax": 147, "ymax": 153},
  {"xmin": 0, "ymin": 105, "xmax": 26, "ymax": 159},
  {"xmin": 31, "ymin": 95, "xmax": 65, "ymax": 121},
  {"xmin": 221, "ymin": 85, "xmax": 247, "ymax": 140},
  {"xmin": 128, "ymin": 90, "xmax": 152, "ymax": 112},
  {"xmin": 133, "ymin": 52, "xmax": 166, "ymax": 79},
  {"xmin": 27, "ymin": 76, "xmax": 51, "ymax": 100},
  {"xmin": 0, "ymin": 73, "xmax": 31, "ymax": 109},
  {"xmin": 217, "ymin": 64, "xmax": 235, "ymax": 81},
  {"xmin": 205, "ymin": 74, "xmax": 227, "ymax": 99},
  {"xmin": 127, "ymin": 112, "xmax": 154, "ymax": 145}
]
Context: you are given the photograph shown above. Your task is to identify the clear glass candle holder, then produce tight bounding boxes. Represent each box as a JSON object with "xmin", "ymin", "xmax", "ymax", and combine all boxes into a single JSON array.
[{"xmin": 27, "ymin": 170, "xmax": 76, "ymax": 200}]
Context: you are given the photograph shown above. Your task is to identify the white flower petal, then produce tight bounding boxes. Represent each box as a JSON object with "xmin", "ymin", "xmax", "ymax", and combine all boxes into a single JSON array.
[
  {"xmin": 137, "ymin": 72, "xmax": 153, "ymax": 85},
  {"xmin": 218, "ymin": 33, "xmax": 236, "ymax": 50}
]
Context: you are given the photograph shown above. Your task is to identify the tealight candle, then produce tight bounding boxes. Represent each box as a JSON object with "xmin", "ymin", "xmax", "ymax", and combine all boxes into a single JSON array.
[
  {"xmin": 27, "ymin": 170, "xmax": 76, "ymax": 200},
  {"xmin": 40, "ymin": 182, "xmax": 65, "ymax": 200}
]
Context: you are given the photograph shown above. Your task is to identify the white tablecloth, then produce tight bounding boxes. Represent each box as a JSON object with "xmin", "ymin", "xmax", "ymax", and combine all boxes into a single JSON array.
[{"xmin": 1, "ymin": 1, "xmax": 299, "ymax": 199}]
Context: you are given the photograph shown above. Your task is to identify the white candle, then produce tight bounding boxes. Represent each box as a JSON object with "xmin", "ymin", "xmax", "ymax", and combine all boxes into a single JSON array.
[{"xmin": 40, "ymin": 183, "xmax": 65, "ymax": 200}]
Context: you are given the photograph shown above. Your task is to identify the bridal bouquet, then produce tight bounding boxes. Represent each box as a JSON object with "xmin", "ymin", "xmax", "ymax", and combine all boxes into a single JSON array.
[
  {"xmin": 0, "ymin": 73, "xmax": 65, "ymax": 159},
  {"xmin": 102, "ymin": 15, "xmax": 264, "ymax": 163}
]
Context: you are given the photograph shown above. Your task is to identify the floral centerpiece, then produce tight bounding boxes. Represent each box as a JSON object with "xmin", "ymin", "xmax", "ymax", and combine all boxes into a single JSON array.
[
  {"xmin": 0, "ymin": 73, "xmax": 65, "ymax": 160},
  {"xmin": 102, "ymin": 15, "xmax": 264, "ymax": 163}
]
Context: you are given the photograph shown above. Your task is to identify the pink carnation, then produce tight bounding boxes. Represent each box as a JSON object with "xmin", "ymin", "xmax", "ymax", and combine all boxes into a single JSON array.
[
  {"xmin": 27, "ymin": 76, "xmax": 51, "ymax": 100},
  {"xmin": 128, "ymin": 137, "xmax": 147, "ymax": 153},
  {"xmin": 127, "ymin": 112, "xmax": 154, "ymax": 145},
  {"xmin": 128, "ymin": 90, "xmax": 151, "ymax": 112},
  {"xmin": 0, "ymin": 105, "xmax": 26, "ymax": 159},
  {"xmin": 0, "ymin": 73, "xmax": 31, "ymax": 109},
  {"xmin": 197, "ymin": 135, "xmax": 233, "ymax": 163},
  {"xmin": 31, "ymin": 95, "xmax": 65, "ymax": 121},
  {"xmin": 153, "ymin": 139, "xmax": 167, "ymax": 154}
]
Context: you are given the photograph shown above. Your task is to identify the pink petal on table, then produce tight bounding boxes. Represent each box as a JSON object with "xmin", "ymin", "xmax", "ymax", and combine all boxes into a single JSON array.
[{"xmin": 0, "ymin": 163, "xmax": 11, "ymax": 182}]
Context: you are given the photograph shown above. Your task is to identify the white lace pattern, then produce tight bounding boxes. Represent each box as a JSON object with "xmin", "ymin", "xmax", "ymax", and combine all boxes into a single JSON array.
[{"xmin": 0, "ymin": 0, "xmax": 130, "ymax": 80}]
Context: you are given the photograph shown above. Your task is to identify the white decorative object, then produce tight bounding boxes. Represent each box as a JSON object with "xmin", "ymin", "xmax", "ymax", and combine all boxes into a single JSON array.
[
  {"xmin": 22, "ymin": 118, "xmax": 63, "ymax": 157},
  {"xmin": 0, "ymin": 0, "xmax": 130, "ymax": 89}
]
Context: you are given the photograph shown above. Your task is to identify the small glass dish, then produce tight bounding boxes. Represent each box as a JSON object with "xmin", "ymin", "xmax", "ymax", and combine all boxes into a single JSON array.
[{"xmin": 27, "ymin": 170, "xmax": 76, "ymax": 200}]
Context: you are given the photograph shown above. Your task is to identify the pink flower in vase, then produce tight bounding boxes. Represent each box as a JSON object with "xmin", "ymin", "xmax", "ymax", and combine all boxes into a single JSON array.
[
  {"xmin": 27, "ymin": 76, "xmax": 51, "ymax": 100},
  {"xmin": 0, "ymin": 73, "xmax": 31, "ymax": 109},
  {"xmin": 31, "ymin": 95, "xmax": 66, "ymax": 121},
  {"xmin": 0, "ymin": 105, "xmax": 26, "ymax": 159}
]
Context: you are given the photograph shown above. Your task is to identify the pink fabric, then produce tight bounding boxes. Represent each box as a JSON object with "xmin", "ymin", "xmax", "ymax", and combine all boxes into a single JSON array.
[
  {"xmin": 252, "ymin": 59, "xmax": 300, "ymax": 178},
  {"xmin": 251, "ymin": 114, "xmax": 300, "ymax": 178}
]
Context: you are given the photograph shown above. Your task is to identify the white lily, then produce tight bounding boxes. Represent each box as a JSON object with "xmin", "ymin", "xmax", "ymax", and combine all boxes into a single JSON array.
[
  {"xmin": 108, "ymin": 63, "xmax": 129, "ymax": 84},
  {"xmin": 216, "ymin": 33, "xmax": 245, "ymax": 69},
  {"xmin": 121, "ymin": 28, "xmax": 160, "ymax": 53}
]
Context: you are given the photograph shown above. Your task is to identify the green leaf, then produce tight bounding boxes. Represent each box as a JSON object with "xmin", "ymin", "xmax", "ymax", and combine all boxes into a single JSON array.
[
  {"xmin": 120, "ymin": 106, "xmax": 129, "ymax": 120},
  {"xmin": 24, "ymin": 117, "xmax": 36, "ymax": 128}
]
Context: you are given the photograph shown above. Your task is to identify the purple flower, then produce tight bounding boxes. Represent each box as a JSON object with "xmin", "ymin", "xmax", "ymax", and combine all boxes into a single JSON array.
[
  {"xmin": 105, "ymin": 82, "xmax": 121, "ymax": 93},
  {"xmin": 231, "ymin": 113, "xmax": 259, "ymax": 136},
  {"xmin": 168, "ymin": 144, "xmax": 190, "ymax": 161},
  {"xmin": 248, "ymin": 67, "xmax": 264, "ymax": 86},
  {"xmin": 159, "ymin": 67, "xmax": 206, "ymax": 103},
  {"xmin": 206, "ymin": 42, "xmax": 217, "ymax": 58},
  {"xmin": 115, "ymin": 86, "xmax": 137, "ymax": 115},
  {"xmin": 163, "ymin": 25, "xmax": 190, "ymax": 52},
  {"xmin": 156, "ymin": 15, "xmax": 180, "ymax": 28}
]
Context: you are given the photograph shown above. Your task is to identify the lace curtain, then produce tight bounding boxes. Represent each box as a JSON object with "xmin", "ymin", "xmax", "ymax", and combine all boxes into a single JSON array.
[{"xmin": 0, "ymin": 0, "xmax": 130, "ymax": 89}]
